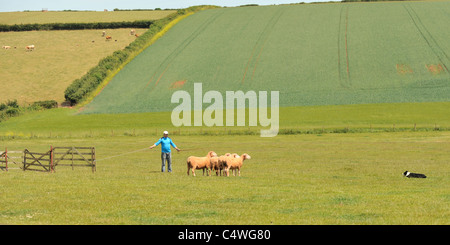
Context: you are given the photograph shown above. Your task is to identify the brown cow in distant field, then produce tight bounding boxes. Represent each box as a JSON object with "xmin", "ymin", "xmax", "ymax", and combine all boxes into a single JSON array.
[{"xmin": 105, "ymin": 36, "xmax": 112, "ymax": 41}]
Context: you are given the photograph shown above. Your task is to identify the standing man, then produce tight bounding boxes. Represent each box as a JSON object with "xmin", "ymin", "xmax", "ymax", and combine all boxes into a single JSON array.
[{"xmin": 149, "ymin": 131, "xmax": 181, "ymax": 172}]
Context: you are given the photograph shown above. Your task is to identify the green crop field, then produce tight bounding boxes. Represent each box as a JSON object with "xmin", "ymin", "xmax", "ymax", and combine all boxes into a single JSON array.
[
  {"xmin": 82, "ymin": 1, "xmax": 450, "ymax": 114},
  {"xmin": 0, "ymin": 10, "xmax": 176, "ymax": 25}
]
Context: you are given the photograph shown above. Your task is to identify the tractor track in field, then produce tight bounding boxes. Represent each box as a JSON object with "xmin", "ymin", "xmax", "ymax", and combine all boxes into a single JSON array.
[
  {"xmin": 337, "ymin": 5, "xmax": 351, "ymax": 88},
  {"xmin": 144, "ymin": 10, "xmax": 225, "ymax": 91},
  {"xmin": 403, "ymin": 3, "xmax": 450, "ymax": 74},
  {"xmin": 241, "ymin": 8, "xmax": 284, "ymax": 86}
]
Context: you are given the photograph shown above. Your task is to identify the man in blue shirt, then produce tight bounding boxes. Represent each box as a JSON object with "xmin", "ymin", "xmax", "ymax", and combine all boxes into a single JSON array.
[{"xmin": 149, "ymin": 131, "xmax": 181, "ymax": 172}]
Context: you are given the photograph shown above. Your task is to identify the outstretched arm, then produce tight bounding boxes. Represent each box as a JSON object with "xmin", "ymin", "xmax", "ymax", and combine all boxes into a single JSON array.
[
  {"xmin": 170, "ymin": 140, "xmax": 181, "ymax": 152},
  {"xmin": 150, "ymin": 139, "xmax": 162, "ymax": 149}
]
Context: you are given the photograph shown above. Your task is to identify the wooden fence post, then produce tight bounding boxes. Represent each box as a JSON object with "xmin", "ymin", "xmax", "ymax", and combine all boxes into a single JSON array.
[
  {"xmin": 5, "ymin": 147, "xmax": 8, "ymax": 171},
  {"xmin": 92, "ymin": 147, "xmax": 96, "ymax": 173},
  {"xmin": 71, "ymin": 146, "xmax": 74, "ymax": 170},
  {"xmin": 50, "ymin": 146, "xmax": 54, "ymax": 173},
  {"xmin": 23, "ymin": 149, "xmax": 26, "ymax": 171}
]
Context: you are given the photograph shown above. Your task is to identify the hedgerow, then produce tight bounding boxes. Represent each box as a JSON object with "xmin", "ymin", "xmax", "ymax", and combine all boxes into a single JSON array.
[{"xmin": 0, "ymin": 20, "xmax": 154, "ymax": 32}]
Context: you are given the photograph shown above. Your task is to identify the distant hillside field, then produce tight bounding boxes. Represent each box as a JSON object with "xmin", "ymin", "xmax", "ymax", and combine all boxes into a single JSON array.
[
  {"xmin": 0, "ymin": 28, "xmax": 147, "ymax": 105},
  {"xmin": 0, "ymin": 10, "xmax": 176, "ymax": 25},
  {"xmin": 81, "ymin": 1, "xmax": 450, "ymax": 114}
]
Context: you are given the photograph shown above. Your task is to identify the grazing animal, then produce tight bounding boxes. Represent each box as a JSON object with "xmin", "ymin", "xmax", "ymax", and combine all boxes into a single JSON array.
[
  {"xmin": 135, "ymin": 33, "xmax": 140, "ymax": 37},
  {"xmin": 186, "ymin": 151, "xmax": 217, "ymax": 176},
  {"xmin": 102, "ymin": 31, "xmax": 106, "ymax": 37},
  {"xmin": 212, "ymin": 153, "xmax": 230, "ymax": 176},
  {"xmin": 2, "ymin": 45, "xmax": 11, "ymax": 49},
  {"xmin": 210, "ymin": 156, "xmax": 220, "ymax": 175},
  {"xmin": 224, "ymin": 153, "xmax": 251, "ymax": 177},
  {"xmin": 105, "ymin": 36, "xmax": 112, "ymax": 41},
  {"xmin": 403, "ymin": 171, "xmax": 426, "ymax": 178},
  {"xmin": 214, "ymin": 153, "xmax": 240, "ymax": 176},
  {"xmin": 130, "ymin": 29, "xmax": 136, "ymax": 36},
  {"xmin": 25, "ymin": 45, "xmax": 34, "ymax": 51}
]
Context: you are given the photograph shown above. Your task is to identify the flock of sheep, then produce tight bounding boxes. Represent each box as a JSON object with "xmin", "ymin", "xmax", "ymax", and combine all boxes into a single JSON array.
[
  {"xmin": 2, "ymin": 45, "xmax": 34, "ymax": 51},
  {"xmin": 1, "ymin": 30, "xmax": 139, "ymax": 52},
  {"xmin": 187, "ymin": 151, "xmax": 251, "ymax": 177}
]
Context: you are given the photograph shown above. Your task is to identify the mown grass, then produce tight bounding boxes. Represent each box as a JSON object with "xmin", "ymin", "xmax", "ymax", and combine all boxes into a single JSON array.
[{"xmin": 0, "ymin": 132, "xmax": 448, "ymax": 224}]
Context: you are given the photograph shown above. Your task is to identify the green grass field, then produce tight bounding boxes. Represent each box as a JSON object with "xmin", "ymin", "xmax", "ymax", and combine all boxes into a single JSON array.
[
  {"xmin": 1, "ymin": 2, "xmax": 450, "ymax": 225},
  {"xmin": 1, "ymin": 132, "xmax": 449, "ymax": 224},
  {"xmin": 82, "ymin": 1, "xmax": 450, "ymax": 114},
  {"xmin": 0, "ymin": 10, "xmax": 176, "ymax": 25},
  {"xmin": 1, "ymin": 102, "xmax": 449, "ymax": 138}
]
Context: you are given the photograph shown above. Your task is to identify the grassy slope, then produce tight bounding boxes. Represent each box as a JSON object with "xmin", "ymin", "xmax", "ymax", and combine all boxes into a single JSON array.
[
  {"xmin": 0, "ymin": 28, "xmax": 148, "ymax": 105},
  {"xmin": 0, "ymin": 10, "xmax": 176, "ymax": 25},
  {"xmin": 82, "ymin": 2, "xmax": 450, "ymax": 114},
  {"xmin": 0, "ymin": 10, "xmax": 175, "ymax": 105},
  {"xmin": 0, "ymin": 132, "xmax": 449, "ymax": 224}
]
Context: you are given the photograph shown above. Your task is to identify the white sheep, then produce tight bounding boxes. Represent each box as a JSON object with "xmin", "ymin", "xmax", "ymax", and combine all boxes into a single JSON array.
[
  {"xmin": 186, "ymin": 151, "xmax": 217, "ymax": 176},
  {"xmin": 210, "ymin": 156, "xmax": 220, "ymax": 176},
  {"xmin": 211, "ymin": 153, "xmax": 237, "ymax": 176},
  {"xmin": 224, "ymin": 153, "xmax": 251, "ymax": 177}
]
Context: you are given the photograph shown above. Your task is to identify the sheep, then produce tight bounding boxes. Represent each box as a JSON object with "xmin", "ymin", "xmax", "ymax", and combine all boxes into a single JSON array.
[
  {"xmin": 224, "ymin": 153, "xmax": 251, "ymax": 177},
  {"xmin": 210, "ymin": 156, "xmax": 220, "ymax": 175},
  {"xmin": 2, "ymin": 45, "xmax": 11, "ymax": 49},
  {"xmin": 214, "ymin": 153, "xmax": 240, "ymax": 176},
  {"xmin": 186, "ymin": 151, "xmax": 217, "ymax": 176},
  {"xmin": 25, "ymin": 45, "xmax": 34, "ymax": 51},
  {"xmin": 211, "ymin": 153, "xmax": 235, "ymax": 176}
]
